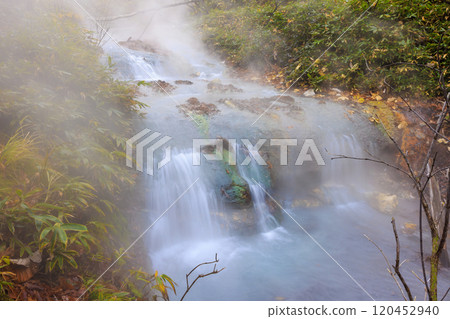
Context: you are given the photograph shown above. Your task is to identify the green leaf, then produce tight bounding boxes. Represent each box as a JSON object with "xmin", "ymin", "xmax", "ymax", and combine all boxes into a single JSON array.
[
  {"xmin": 0, "ymin": 197, "xmax": 8, "ymax": 209},
  {"xmin": 34, "ymin": 203, "xmax": 67, "ymax": 211},
  {"xmin": 55, "ymin": 226, "xmax": 68, "ymax": 245},
  {"xmin": 57, "ymin": 256, "xmax": 63, "ymax": 270},
  {"xmin": 7, "ymin": 221, "xmax": 15, "ymax": 234},
  {"xmin": 28, "ymin": 212, "xmax": 61, "ymax": 225},
  {"xmin": 61, "ymin": 223, "xmax": 88, "ymax": 232},
  {"xmin": 40, "ymin": 226, "xmax": 52, "ymax": 240},
  {"xmin": 49, "ymin": 258, "xmax": 58, "ymax": 271}
]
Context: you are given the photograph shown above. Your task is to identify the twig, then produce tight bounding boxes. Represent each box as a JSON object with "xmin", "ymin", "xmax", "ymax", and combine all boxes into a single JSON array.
[
  {"xmin": 364, "ymin": 234, "xmax": 407, "ymax": 300},
  {"xmin": 441, "ymin": 287, "xmax": 450, "ymax": 301},
  {"xmin": 391, "ymin": 218, "xmax": 414, "ymax": 300},
  {"xmin": 330, "ymin": 155, "xmax": 412, "ymax": 180},
  {"xmin": 411, "ymin": 270, "xmax": 425, "ymax": 285},
  {"xmin": 436, "ymin": 169, "xmax": 450, "ymax": 259},
  {"xmin": 180, "ymin": 254, "xmax": 224, "ymax": 301},
  {"xmin": 419, "ymin": 194, "xmax": 431, "ymax": 298}
]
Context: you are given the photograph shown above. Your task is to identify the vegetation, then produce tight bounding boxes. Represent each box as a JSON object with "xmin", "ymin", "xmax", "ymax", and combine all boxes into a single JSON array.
[
  {"xmin": 0, "ymin": 0, "xmax": 174, "ymax": 300},
  {"xmin": 196, "ymin": 0, "xmax": 449, "ymax": 97}
]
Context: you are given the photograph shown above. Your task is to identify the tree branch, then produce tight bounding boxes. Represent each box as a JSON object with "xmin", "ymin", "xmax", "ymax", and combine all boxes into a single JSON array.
[
  {"xmin": 180, "ymin": 254, "xmax": 224, "ymax": 301},
  {"xmin": 364, "ymin": 234, "xmax": 408, "ymax": 300},
  {"xmin": 436, "ymin": 169, "xmax": 450, "ymax": 258},
  {"xmin": 391, "ymin": 218, "xmax": 414, "ymax": 300}
]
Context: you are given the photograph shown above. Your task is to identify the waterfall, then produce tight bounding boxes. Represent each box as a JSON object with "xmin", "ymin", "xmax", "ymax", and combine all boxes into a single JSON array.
[
  {"xmin": 146, "ymin": 149, "xmax": 220, "ymax": 252},
  {"xmin": 103, "ymin": 44, "xmax": 161, "ymax": 81},
  {"xmin": 237, "ymin": 148, "xmax": 279, "ymax": 232}
]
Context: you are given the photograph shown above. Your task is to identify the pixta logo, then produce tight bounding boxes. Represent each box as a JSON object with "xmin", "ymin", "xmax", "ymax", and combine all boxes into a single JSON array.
[
  {"xmin": 192, "ymin": 138, "xmax": 325, "ymax": 166},
  {"xmin": 126, "ymin": 130, "xmax": 325, "ymax": 176},
  {"xmin": 126, "ymin": 129, "xmax": 172, "ymax": 176}
]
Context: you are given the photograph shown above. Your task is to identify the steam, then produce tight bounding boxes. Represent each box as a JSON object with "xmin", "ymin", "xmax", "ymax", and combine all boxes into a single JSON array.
[{"xmin": 74, "ymin": 0, "xmax": 209, "ymax": 71}]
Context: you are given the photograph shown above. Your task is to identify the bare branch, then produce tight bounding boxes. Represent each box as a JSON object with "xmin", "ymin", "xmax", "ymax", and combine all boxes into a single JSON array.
[
  {"xmin": 180, "ymin": 254, "xmax": 224, "ymax": 301},
  {"xmin": 419, "ymin": 194, "xmax": 431, "ymax": 299},
  {"xmin": 331, "ymin": 155, "xmax": 412, "ymax": 180},
  {"xmin": 441, "ymin": 287, "xmax": 450, "ymax": 301},
  {"xmin": 364, "ymin": 234, "xmax": 408, "ymax": 300},
  {"xmin": 391, "ymin": 218, "xmax": 414, "ymax": 301},
  {"xmin": 436, "ymin": 169, "xmax": 450, "ymax": 259}
]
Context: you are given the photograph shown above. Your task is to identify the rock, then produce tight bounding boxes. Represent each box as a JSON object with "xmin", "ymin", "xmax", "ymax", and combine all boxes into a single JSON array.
[
  {"xmin": 414, "ymin": 131, "xmax": 426, "ymax": 139},
  {"xmin": 331, "ymin": 88, "xmax": 342, "ymax": 93},
  {"xmin": 221, "ymin": 182, "xmax": 252, "ymax": 207},
  {"xmin": 291, "ymin": 199, "xmax": 321, "ymax": 208},
  {"xmin": 368, "ymin": 193, "xmax": 399, "ymax": 214},
  {"xmin": 397, "ymin": 121, "xmax": 408, "ymax": 129},
  {"xmin": 9, "ymin": 250, "xmax": 42, "ymax": 283},
  {"xmin": 119, "ymin": 39, "xmax": 157, "ymax": 53},
  {"xmin": 177, "ymin": 97, "xmax": 219, "ymax": 116},
  {"xmin": 271, "ymin": 95, "xmax": 295, "ymax": 105},
  {"xmin": 207, "ymin": 80, "xmax": 243, "ymax": 93},
  {"xmin": 175, "ymin": 80, "xmax": 194, "ymax": 85},
  {"xmin": 402, "ymin": 222, "xmax": 417, "ymax": 235},
  {"xmin": 291, "ymin": 188, "xmax": 329, "ymax": 209},
  {"xmin": 303, "ymin": 89, "xmax": 315, "ymax": 97},
  {"xmin": 139, "ymin": 80, "xmax": 176, "ymax": 93}
]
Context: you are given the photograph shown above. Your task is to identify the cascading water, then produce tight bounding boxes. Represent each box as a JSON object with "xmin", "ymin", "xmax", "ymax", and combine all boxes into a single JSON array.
[
  {"xmin": 102, "ymin": 12, "xmax": 449, "ymax": 300},
  {"xmin": 146, "ymin": 149, "xmax": 221, "ymax": 252},
  {"xmin": 237, "ymin": 150, "xmax": 279, "ymax": 232}
]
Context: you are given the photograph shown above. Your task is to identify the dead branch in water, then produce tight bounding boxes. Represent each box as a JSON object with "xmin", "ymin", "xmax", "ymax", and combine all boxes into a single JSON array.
[
  {"xmin": 180, "ymin": 253, "xmax": 224, "ymax": 301},
  {"xmin": 391, "ymin": 218, "xmax": 414, "ymax": 300},
  {"xmin": 364, "ymin": 234, "xmax": 409, "ymax": 300}
]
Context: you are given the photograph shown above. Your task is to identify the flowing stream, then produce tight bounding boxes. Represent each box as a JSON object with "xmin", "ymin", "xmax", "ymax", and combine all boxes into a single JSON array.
[{"xmin": 101, "ymin": 14, "xmax": 449, "ymax": 301}]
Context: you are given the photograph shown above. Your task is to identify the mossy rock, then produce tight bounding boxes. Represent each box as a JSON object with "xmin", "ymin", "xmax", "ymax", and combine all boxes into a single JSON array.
[{"xmin": 221, "ymin": 182, "xmax": 252, "ymax": 207}]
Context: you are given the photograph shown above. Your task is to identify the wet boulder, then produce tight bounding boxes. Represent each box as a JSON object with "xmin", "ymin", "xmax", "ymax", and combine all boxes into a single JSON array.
[
  {"xmin": 175, "ymin": 80, "xmax": 194, "ymax": 85},
  {"xmin": 138, "ymin": 80, "xmax": 176, "ymax": 93},
  {"xmin": 177, "ymin": 97, "xmax": 220, "ymax": 116},
  {"xmin": 207, "ymin": 79, "xmax": 243, "ymax": 93},
  {"xmin": 221, "ymin": 182, "xmax": 252, "ymax": 207},
  {"xmin": 367, "ymin": 192, "xmax": 399, "ymax": 214}
]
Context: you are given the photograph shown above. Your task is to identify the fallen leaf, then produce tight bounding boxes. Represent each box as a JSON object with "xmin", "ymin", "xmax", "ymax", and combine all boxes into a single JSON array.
[{"xmin": 398, "ymin": 121, "xmax": 408, "ymax": 129}]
